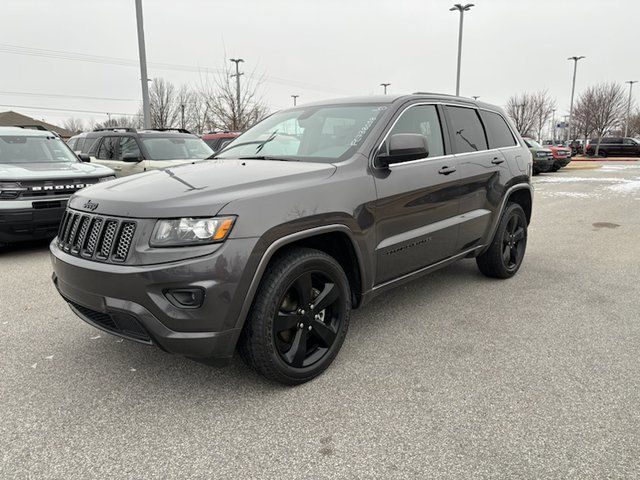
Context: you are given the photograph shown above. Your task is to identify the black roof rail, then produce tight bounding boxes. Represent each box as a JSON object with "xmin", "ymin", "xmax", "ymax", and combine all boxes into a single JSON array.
[
  {"xmin": 412, "ymin": 91, "xmax": 462, "ymax": 97},
  {"xmin": 145, "ymin": 128, "xmax": 192, "ymax": 134},
  {"xmin": 93, "ymin": 127, "xmax": 137, "ymax": 132}
]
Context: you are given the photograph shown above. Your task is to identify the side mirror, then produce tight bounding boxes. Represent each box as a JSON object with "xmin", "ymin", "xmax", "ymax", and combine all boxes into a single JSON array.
[
  {"xmin": 122, "ymin": 153, "xmax": 142, "ymax": 163},
  {"xmin": 377, "ymin": 133, "xmax": 428, "ymax": 167},
  {"xmin": 78, "ymin": 153, "xmax": 91, "ymax": 163}
]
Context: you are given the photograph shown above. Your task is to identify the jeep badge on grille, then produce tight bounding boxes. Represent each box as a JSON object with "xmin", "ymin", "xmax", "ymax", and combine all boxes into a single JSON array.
[{"xmin": 83, "ymin": 200, "xmax": 99, "ymax": 211}]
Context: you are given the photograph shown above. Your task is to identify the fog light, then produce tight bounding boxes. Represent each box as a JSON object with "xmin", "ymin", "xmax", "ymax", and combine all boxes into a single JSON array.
[{"xmin": 164, "ymin": 288, "xmax": 205, "ymax": 309}]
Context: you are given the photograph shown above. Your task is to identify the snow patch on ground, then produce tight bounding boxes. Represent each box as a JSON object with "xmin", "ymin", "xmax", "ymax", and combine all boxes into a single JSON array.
[
  {"xmin": 539, "ymin": 191, "xmax": 595, "ymax": 198},
  {"xmin": 607, "ymin": 178, "xmax": 640, "ymax": 193},
  {"xmin": 535, "ymin": 176, "xmax": 626, "ymax": 184}
]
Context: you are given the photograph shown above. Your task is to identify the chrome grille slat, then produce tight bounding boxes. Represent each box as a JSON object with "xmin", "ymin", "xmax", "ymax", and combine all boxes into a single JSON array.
[
  {"xmin": 84, "ymin": 217, "xmax": 104, "ymax": 257},
  {"xmin": 113, "ymin": 222, "xmax": 136, "ymax": 262},
  {"xmin": 58, "ymin": 209, "xmax": 137, "ymax": 263},
  {"xmin": 97, "ymin": 220, "xmax": 118, "ymax": 259}
]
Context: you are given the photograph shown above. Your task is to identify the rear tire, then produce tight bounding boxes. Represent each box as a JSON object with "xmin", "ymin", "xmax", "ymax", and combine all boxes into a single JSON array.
[
  {"xmin": 238, "ymin": 247, "xmax": 351, "ymax": 385},
  {"xmin": 476, "ymin": 203, "xmax": 527, "ymax": 279}
]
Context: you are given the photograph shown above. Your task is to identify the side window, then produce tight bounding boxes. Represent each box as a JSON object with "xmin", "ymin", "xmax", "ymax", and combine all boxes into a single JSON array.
[
  {"xmin": 67, "ymin": 138, "xmax": 77, "ymax": 150},
  {"xmin": 119, "ymin": 137, "xmax": 141, "ymax": 159},
  {"xmin": 623, "ymin": 138, "xmax": 635, "ymax": 145},
  {"xmin": 479, "ymin": 110, "xmax": 516, "ymax": 148},
  {"xmin": 446, "ymin": 106, "xmax": 488, "ymax": 153},
  {"xmin": 96, "ymin": 137, "xmax": 118, "ymax": 160},
  {"xmin": 383, "ymin": 105, "xmax": 445, "ymax": 158},
  {"xmin": 83, "ymin": 138, "xmax": 97, "ymax": 154}
]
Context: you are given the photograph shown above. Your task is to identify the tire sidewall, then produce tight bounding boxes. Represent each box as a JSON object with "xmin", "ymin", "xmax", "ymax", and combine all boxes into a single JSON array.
[{"xmin": 259, "ymin": 253, "xmax": 351, "ymax": 382}]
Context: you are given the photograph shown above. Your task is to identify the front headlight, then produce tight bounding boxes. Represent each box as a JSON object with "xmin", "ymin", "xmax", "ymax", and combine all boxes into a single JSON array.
[
  {"xmin": 150, "ymin": 216, "xmax": 236, "ymax": 247},
  {"xmin": 535, "ymin": 151, "xmax": 549, "ymax": 158},
  {"xmin": 98, "ymin": 175, "xmax": 116, "ymax": 182}
]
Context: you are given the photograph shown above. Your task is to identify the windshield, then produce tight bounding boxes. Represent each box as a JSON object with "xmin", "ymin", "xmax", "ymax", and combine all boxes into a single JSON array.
[
  {"xmin": 215, "ymin": 104, "xmax": 388, "ymax": 162},
  {"xmin": 140, "ymin": 137, "xmax": 213, "ymax": 160},
  {"xmin": 0, "ymin": 135, "xmax": 78, "ymax": 164},
  {"xmin": 524, "ymin": 138, "xmax": 543, "ymax": 149}
]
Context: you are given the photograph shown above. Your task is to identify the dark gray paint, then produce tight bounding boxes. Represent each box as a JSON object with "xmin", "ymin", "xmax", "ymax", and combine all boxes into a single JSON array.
[{"xmin": 50, "ymin": 93, "xmax": 533, "ymax": 362}]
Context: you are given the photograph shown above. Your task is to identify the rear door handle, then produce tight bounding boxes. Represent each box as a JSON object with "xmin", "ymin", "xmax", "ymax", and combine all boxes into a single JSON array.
[
  {"xmin": 438, "ymin": 166, "xmax": 456, "ymax": 175},
  {"xmin": 491, "ymin": 157, "xmax": 505, "ymax": 165}
]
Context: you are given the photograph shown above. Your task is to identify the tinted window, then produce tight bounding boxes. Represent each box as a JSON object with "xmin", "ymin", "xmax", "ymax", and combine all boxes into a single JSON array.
[
  {"xmin": 602, "ymin": 138, "xmax": 621, "ymax": 144},
  {"xmin": 479, "ymin": 110, "xmax": 516, "ymax": 148},
  {"xmin": 96, "ymin": 137, "xmax": 119, "ymax": 160},
  {"xmin": 82, "ymin": 137, "xmax": 97, "ymax": 154},
  {"xmin": 447, "ymin": 106, "xmax": 488, "ymax": 153},
  {"xmin": 623, "ymin": 138, "xmax": 637, "ymax": 145},
  {"xmin": 383, "ymin": 105, "xmax": 444, "ymax": 158},
  {"xmin": 120, "ymin": 137, "xmax": 141, "ymax": 159}
]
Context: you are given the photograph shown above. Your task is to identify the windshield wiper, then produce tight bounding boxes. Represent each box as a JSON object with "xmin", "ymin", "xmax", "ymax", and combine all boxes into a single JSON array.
[
  {"xmin": 238, "ymin": 156, "xmax": 299, "ymax": 161},
  {"xmin": 213, "ymin": 130, "xmax": 280, "ymax": 158}
]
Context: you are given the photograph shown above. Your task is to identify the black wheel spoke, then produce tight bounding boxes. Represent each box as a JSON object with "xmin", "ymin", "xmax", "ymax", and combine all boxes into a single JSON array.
[
  {"xmin": 313, "ymin": 282, "xmax": 339, "ymax": 312},
  {"xmin": 507, "ymin": 215, "xmax": 517, "ymax": 233},
  {"xmin": 513, "ymin": 227, "xmax": 525, "ymax": 242},
  {"xmin": 292, "ymin": 273, "xmax": 313, "ymax": 306},
  {"xmin": 502, "ymin": 245, "xmax": 511, "ymax": 264},
  {"xmin": 310, "ymin": 319, "xmax": 337, "ymax": 347},
  {"xmin": 284, "ymin": 328, "xmax": 308, "ymax": 367},
  {"xmin": 274, "ymin": 311, "xmax": 301, "ymax": 332},
  {"xmin": 509, "ymin": 244, "xmax": 518, "ymax": 265}
]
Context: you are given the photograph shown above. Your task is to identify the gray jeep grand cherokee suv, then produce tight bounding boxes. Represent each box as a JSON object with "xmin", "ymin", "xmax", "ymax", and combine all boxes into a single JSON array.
[{"xmin": 51, "ymin": 94, "xmax": 533, "ymax": 384}]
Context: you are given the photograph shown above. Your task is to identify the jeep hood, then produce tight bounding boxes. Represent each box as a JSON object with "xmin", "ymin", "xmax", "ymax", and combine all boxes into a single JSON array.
[
  {"xmin": 68, "ymin": 159, "xmax": 336, "ymax": 218},
  {"xmin": 0, "ymin": 161, "xmax": 114, "ymax": 181}
]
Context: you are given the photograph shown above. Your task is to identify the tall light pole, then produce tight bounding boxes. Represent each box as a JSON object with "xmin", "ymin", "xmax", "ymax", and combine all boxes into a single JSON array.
[
  {"xmin": 450, "ymin": 3, "xmax": 474, "ymax": 96},
  {"xmin": 472, "ymin": 95, "xmax": 480, "ymax": 101},
  {"xmin": 291, "ymin": 95, "xmax": 299, "ymax": 106},
  {"xmin": 624, "ymin": 80, "xmax": 637, "ymax": 137},
  {"xmin": 380, "ymin": 83, "xmax": 391, "ymax": 95},
  {"xmin": 230, "ymin": 58, "xmax": 244, "ymax": 129},
  {"xmin": 551, "ymin": 108, "xmax": 557, "ymax": 142},
  {"xmin": 567, "ymin": 55, "xmax": 585, "ymax": 143},
  {"xmin": 135, "ymin": 0, "xmax": 151, "ymax": 129}
]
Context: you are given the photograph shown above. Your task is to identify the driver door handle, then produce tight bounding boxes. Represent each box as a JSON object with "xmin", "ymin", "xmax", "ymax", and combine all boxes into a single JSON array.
[
  {"xmin": 491, "ymin": 157, "xmax": 505, "ymax": 165},
  {"xmin": 438, "ymin": 166, "xmax": 457, "ymax": 175}
]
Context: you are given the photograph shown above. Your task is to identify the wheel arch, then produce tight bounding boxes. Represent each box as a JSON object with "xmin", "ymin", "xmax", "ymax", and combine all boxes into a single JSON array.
[{"xmin": 234, "ymin": 225, "xmax": 366, "ymax": 331}]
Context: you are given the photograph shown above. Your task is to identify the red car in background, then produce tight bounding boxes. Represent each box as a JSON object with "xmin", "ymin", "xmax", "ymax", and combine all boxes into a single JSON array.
[
  {"xmin": 201, "ymin": 131, "xmax": 241, "ymax": 153},
  {"xmin": 546, "ymin": 144, "xmax": 572, "ymax": 171}
]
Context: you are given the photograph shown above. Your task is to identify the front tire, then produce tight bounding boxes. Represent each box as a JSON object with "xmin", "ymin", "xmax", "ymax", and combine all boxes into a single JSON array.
[
  {"xmin": 239, "ymin": 247, "xmax": 351, "ymax": 385},
  {"xmin": 476, "ymin": 203, "xmax": 527, "ymax": 279}
]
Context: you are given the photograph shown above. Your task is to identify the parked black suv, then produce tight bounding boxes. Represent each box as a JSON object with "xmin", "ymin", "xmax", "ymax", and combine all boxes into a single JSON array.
[
  {"xmin": 51, "ymin": 94, "xmax": 533, "ymax": 384},
  {"xmin": 585, "ymin": 137, "xmax": 640, "ymax": 157}
]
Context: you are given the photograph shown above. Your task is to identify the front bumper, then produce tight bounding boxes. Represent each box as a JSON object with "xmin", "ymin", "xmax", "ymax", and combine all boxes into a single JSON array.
[
  {"xmin": 50, "ymin": 236, "xmax": 260, "ymax": 362},
  {"xmin": 0, "ymin": 202, "xmax": 67, "ymax": 243},
  {"xmin": 553, "ymin": 156, "xmax": 572, "ymax": 168},
  {"xmin": 533, "ymin": 157, "xmax": 554, "ymax": 172}
]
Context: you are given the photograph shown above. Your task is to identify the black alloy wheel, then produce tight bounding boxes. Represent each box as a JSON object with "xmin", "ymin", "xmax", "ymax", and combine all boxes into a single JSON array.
[
  {"xmin": 273, "ymin": 270, "xmax": 344, "ymax": 368},
  {"xmin": 501, "ymin": 213, "xmax": 526, "ymax": 272},
  {"xmin": 239, "ymin": 247, "xmax": 351, "ymax": 385}
]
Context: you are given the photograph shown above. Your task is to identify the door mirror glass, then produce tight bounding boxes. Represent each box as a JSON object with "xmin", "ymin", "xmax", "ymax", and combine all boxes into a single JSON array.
[
  {"xmin": 122, "ymin": 152, "xmax": 142, "ymax": 163},
  {"xmin": 378, "ymin": 133, "xmax": 429, "ymax": 166}
]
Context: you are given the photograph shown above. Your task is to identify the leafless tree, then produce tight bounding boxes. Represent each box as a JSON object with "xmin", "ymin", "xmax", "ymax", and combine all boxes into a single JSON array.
[
  {"xmin": 149, "ymin": 78, "xmax": 181, "ymax": 129},
  {"xmin": 571, "ymin": 94, "xmax": 596, "ymax": 147},
  {"xmin": 628, "ymin": 109, "xmax": 640, "ymax": 138},
  {"xmin": 531, "ymin": 91, "xmax": 557, "ymax": 142},
  {"xmin": 505, "ymin": 93, "xmax": 539, "ymax": 137},
  {"xmin": 579, "ymin": 83, "xmax": 627, "ymax": 155},
  {"xmin": 200, "ymin": 61, "xmax": 269, "ymax": 131},
  {"xmin": 63, "ymin": 117, "xmax": 85, "ymax": 134},
  {"xmin": 93, "ymin": 115, "xmax": 142, "ymax": 130}
]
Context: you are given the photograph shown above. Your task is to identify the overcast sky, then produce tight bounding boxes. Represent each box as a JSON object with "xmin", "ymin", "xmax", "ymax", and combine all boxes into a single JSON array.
[{"xmin": 1, "ymin": 0, "xmax": 638, "ymax": 126}]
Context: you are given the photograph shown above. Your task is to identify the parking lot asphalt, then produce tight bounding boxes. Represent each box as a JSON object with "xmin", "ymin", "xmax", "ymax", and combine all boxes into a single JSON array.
[{"xmin": 1, "ymin": 161, "xmax": 639, "ymax": 479}]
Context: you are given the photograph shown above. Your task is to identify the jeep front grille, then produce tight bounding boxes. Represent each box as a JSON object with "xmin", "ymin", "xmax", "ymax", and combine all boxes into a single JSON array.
[{"xmin": 57, "ymin": 210, "xmax": 136, "ymax": 263}]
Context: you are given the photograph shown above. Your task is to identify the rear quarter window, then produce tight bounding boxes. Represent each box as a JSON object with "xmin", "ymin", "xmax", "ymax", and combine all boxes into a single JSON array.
[{"xmin": 479, "ymin": 110, "xmax": 516, "ymax": 148}]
